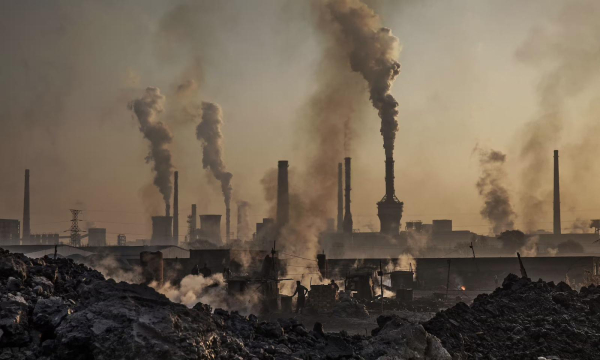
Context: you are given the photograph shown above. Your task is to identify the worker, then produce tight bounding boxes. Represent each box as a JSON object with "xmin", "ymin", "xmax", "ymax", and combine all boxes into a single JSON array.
[
  {"xmin": 330, "ymin": 279, "xmax": 339, "ymax": 292},
  {"xmin": 191, "ymin": 264, "xmax": 200, "ymax": 276},
  {"xmin": 199, "ymin": 263, "xmax": 212, "ymax": 278},
  {"xmin": 292, "ymin": 280, "xmax": 308, "ymax": 314}
]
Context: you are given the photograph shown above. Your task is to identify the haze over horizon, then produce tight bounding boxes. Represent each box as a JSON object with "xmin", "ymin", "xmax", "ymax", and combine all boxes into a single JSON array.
[{"xmin": 1, "ymin": 0, "xmax": 599, "ymax": 244}]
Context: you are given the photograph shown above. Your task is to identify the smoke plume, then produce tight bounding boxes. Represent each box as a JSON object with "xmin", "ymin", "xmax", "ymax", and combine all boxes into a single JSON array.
[
  {"xmin": 475, "ymin": 147, "xmax": 515, "ymax": 235},
  {"xmin": 516, "ymin": 2, "xmax": 600, "ymax": 230},
  {"xmin": 196, "ymin": 102, "xmax": 233, "ymax": 208},
  {"xmin": 325, "ymin": 0, "xmax": 401, "ymax": 158},
  {"xmin": 128, "ymin": 87, "xmax": 174, "ymax": 213}
]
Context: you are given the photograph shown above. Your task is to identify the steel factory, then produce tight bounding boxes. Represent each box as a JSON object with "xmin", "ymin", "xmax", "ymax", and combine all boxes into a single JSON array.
[{"xmin": 3, "ymin": 1, "xmax": 600, "ymax": 359}]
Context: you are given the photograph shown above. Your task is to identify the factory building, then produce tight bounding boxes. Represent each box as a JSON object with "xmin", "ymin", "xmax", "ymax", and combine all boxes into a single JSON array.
[{"xmin": 0, "ymin": 219, "xmax": 20, "ymax": 245}]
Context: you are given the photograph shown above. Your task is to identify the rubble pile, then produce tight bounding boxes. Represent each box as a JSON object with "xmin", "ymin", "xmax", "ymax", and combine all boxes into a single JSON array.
[
  {"xmin": 424, "ymin": 274, "xmax": 600, "ymax": 359},
  {"xmin": 210, "ymin": 309, "xmax": 450, "ymax": 359},
  {"xmin": 0, "ymin": 249, "xmax": 450, "ymax": 359},
  {"xmin": 332, "ymin": 296, "xmax": 370, "ymax": 319}
]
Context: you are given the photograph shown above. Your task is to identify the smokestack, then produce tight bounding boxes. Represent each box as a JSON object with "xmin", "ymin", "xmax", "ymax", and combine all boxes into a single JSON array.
[
  {"xmin": 173, "ymin": 171, "xmax": 179, "ymax": 245},
  {"xmin": 23, "ymin": 169, "xmax": 30, "ymax": 240},
  {"xmin": 277, "ymin": 160, "xmax": 289, "ymax": 229},
  {"xmin": 385, "ymin": 157, "xmax": 395, "ymax": 199},
  {"xmin": 226, "ymin": 208, "xmax": 231, "ymax": 243},
  {"xmin": 337, "ymin": 162, "xmax": 343, "ymax": 232},
  {"xmin": 343, "ymin": 157, "xmax": 353, "ymax": 234},
  {"xmin": 190, "ymin": 204, "xmax": 197, "ymax": 239},
  {"xmin": 377, "ymin": 157, "xmax": 404, "ymax": 235},
  {"xmin": 554, "ymin": 150, "xmax": 561, "ymax": 235}
]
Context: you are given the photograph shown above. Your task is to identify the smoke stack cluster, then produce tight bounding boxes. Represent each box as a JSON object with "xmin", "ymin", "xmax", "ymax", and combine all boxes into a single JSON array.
[
  {"xmin": 196, "ymin": 102, "xmax": 233, "ymax": 244},
  {"xmin": 277, "ymin": 160, "xmax": 289, "ymax": 230},
  {"xmin": 23, "ymin": 169, "xmax": 30, "ymax": 240},
  {"xmin": 554, "ymin": 150, "xmax": 561, "ymax": 235},
  {"xmin": 343, "ymin": 157, "xmax": 353, "ymax": 234},
  {"xmin": 128, "ymin": 87, "xmax": 174, "ymax": 215},
  {"xmin": 173, "ymin": 171, "xmax": 179, "ymax": 245},
  {"xmin": 337, "ymin": 162, "xmax": 343, "ymax": 232}
]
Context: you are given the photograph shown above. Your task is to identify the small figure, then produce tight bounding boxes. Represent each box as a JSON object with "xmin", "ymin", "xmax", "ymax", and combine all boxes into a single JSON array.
[
  {"xmin": 191, "ymin": 264, "xmax": 200, "ymax": 276},
  {"xmin": 330, "ymin": 279, "xmax": 339, "ymax": 292},
  {"xmin": 223, "ymin": 267, "xmax": 232, "ymax": 280},
  {"xmin": 199, "ymin": 263, "xmax": 212, "ymax": 278},
  {"xmin": 292, "ymin": 280, "xmax": 308, "ymax": 314},
  {"xmin": 494, "ymin": 275, "xmax": 499, "ymax": 287}
]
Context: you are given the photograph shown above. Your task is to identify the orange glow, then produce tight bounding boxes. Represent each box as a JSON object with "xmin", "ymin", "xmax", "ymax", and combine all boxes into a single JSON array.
[{"xmin": 460, "ymin": 286, "xmax": 466, "ymax": 291}]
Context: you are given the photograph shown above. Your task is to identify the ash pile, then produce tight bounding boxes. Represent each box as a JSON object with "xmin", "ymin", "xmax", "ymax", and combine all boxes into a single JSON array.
[
  {"xmin": 0, "ymin": 249, "xmax": 450, "ymax": 359},
  {"xmin": 424, "ymin": 273, "xmax": 600, "ymax": 359}
]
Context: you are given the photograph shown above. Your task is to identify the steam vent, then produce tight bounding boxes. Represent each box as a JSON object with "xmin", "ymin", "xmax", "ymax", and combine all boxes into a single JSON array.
[{"xmin": 377, "ymin": 156, "xmax": 403, "ymax": 235}]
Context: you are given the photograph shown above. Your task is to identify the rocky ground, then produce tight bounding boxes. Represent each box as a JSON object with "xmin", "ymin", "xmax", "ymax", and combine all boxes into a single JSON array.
[
  {"xmin": 424, "ymin": 273, "xmax": 600, "ymax": 360},
  {"xmin": 0, "ymin": 249, "xmax": 450, "ymax": 359}
]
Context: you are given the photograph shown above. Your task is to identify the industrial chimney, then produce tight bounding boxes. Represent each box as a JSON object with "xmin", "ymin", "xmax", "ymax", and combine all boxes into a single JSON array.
[
  {"xmin": 173, "ymin": 171, "xmax": 179, "ymax": 246},
  {"xmin": 343, "ymin": 157, "xmax": 353, "ymax": 234},
  {"xmin": 277, "ymin": 160, "xmax": 289, "ymax": 229},
  {"xmin": 23, "ymin": 169, "xmax": 30, "ymax": 240},
  {"xmin": 226, "ymin": 208, "xmax": 231, "ymax": 244},
  {"xmin": 554, "ymin": 150, "xmax": 561, "ymax": 235},
  {"xmin": 337, "ymin": 162, "xmax": 343, "ymax": 232},
  {"xmin": 190, "ymin": 204, "xmax": 198, "ymax": 235},
  {"xmin": 377, "ymin": 157, "xmax": 404, "ymax": 236}
]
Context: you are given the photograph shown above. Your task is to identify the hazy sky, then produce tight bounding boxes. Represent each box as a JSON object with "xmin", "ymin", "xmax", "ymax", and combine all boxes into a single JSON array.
[{"xmin": 1, "ymin": 0, "xmax": 599, "ymax": 244}]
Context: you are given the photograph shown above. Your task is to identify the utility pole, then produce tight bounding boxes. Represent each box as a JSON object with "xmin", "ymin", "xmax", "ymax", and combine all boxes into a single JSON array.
[
  {"xmin": 470, "ymin": 241, "xmax": 480, "ymax": 272},
  {"xmin": 69, "ymin": 209, "xmax": 83, "ymax": 247}
]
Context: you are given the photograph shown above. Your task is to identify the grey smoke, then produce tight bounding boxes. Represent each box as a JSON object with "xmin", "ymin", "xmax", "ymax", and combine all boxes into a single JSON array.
[
  {"xmin": 196, "ymin": 102, "xmax": 233, "ymax": 208},
  {"xmin": 476, "ymin": 147, "xmax": 516, "ymax": 235},
  {"xmin": 128, "ymin": 87, "xmax": 174, "ymax": 213},
  {"xmin": 515, "ymin": 1, "xmax": 600, "ymax": 230},
  {"xmin": 326, "ymin": 0, "xmax": 401, "ymax": 158}
]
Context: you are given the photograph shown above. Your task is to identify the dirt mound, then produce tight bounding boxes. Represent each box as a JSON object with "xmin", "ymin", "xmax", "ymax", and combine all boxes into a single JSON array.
[
  {"xmin": 0, "ymin": 248, "xmax": 450, "ymax": 359},
  {"xmin": 424, "ymin": 274, "xmax": 600, "ymax": 360}
]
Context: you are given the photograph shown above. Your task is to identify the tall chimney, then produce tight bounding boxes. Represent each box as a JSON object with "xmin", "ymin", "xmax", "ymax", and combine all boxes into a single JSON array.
[
  {"xmin": 23, "ymin": 169, "xmax": 30, "ymax": 240},
  {"xmin": 385, "ymin": 157, "xmax": 395, "ymax": 199},
  {"xmin": 554, "ymin": 150, "xmax": 561, "ymax": 235},
  {"xmin": 226, "ymin": 207, "xmax": 231, "ymax": 243},
  {"xmin": 277, "ymin": 160, "xmax": 289, "ymax": 229},
  {"xmin": 173, "ymin": 171, "xmax": 179, "ymax": 245},
  {"xmin": 190, "ymin": 204, "xmax": 197, "ymax": 239},
  {"xmin": 343, "ymin": 157, "xmax": 353, "ymax": 234},
  {"xmin": 337, "ymin": 162, "xmax": 343, "ymax": 232},
  {"xmin": 377, "ymin": 156, "xmax": 403, "ymax": 235}
]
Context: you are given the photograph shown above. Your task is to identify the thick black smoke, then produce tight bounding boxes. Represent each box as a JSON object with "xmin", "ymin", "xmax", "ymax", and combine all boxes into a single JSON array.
[
  {"xmin": 128, "ymin": 87, "xmax": 174, "ymax": 213},
  {"xmin": 196, "ymin": 102, "xmax": 233, "ymax": 208},
  {"xmin": 326, "ymin": 0, "xmax": 401, "ymax": 158},
  {"xmin": 476, "ymin": 147, "xmax": 515, "ymax": 235}
]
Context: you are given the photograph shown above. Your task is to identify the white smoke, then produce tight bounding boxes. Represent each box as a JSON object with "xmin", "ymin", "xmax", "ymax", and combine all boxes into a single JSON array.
[{"xmin": 151, "ymin": 273, "xmax": 262, "ymax": 315}]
